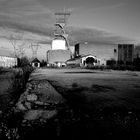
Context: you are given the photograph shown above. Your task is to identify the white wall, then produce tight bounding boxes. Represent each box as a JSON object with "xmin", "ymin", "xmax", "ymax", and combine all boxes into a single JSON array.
[
  {"xmin": 79, "ymin": 43, "xmax": 118, "ymax": 61},
  {"xmin": 52, "ymin": 39, "xmax": 66, "ymax": 50},
  {"xmin": 0, "ymin": 56, "xmax": 17, "ymax": 67}
]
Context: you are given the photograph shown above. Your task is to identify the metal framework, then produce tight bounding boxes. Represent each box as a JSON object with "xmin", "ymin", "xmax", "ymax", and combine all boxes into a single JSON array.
[
  {"xmin": 54, "ymin": 9, "xmax": 71, "ymax": 51},
  {"xmin": 30, "ymin": 43, "xmax": 40, "ymax": 59}
]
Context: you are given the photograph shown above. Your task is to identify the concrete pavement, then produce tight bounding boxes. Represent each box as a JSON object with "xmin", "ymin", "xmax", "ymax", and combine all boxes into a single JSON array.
[{"xmin": 15, "ymin": 69, "xmax": 66, "ymax": 122}]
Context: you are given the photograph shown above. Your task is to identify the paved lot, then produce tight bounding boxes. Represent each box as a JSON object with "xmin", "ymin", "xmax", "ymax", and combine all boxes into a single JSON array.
[{"xmin": 32, "ymin": 68, "xmax": 140, "ymax": 111}]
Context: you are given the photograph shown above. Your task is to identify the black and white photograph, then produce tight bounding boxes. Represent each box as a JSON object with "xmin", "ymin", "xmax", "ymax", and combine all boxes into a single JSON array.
[{"xmin": 0, "ymin": 0, "xmax": 140, "ymax": 139}]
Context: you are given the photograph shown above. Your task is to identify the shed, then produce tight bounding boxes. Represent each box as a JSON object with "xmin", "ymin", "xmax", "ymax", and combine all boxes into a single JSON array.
[{"xmin": 31, "ymin": 58, "xmax": 41, "ymax": 68}]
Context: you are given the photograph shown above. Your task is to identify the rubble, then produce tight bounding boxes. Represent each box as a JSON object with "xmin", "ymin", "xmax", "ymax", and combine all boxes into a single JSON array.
[
  {"xmin": 26, "ymin": 94, "xmax": 38, "ymax": 102},
  {"xmin": 14, "ymin": 78, "xmax": 66, "ymax": 123},
  {"xmin": 24, "ymin": 110, "xmax": 57, "ymax": 121},
  {"xmin": 0, "ymin": 71, "xmax": 68, "ymax": 139},
  {"xmin": 16, "ymin": 102, "xmax": 27, "ymax": 111}
]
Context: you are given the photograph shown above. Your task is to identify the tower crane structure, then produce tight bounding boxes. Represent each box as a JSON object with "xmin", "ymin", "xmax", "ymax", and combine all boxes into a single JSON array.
[{"xmin": 54, "ymin": 9, "xmax": 71, "ymax": 52}]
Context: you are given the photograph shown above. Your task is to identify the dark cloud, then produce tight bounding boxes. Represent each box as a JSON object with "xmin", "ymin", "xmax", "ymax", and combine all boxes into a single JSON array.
[
  {"xmin": 67, "ymin": 26, "xmax": 134, "ymax": 45},
  {"xmin": 0, "ymin": 0, "xmax": 135, "ymax": 46},
  {"xmin": 0, "ymin": 21, "xmax": 134, "ymax": 46}
]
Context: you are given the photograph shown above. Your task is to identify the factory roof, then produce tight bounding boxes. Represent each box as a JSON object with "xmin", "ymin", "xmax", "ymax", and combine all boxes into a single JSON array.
[{"xmin": 31, "ymin": 58, "xmax": 41, "ymax": 63}]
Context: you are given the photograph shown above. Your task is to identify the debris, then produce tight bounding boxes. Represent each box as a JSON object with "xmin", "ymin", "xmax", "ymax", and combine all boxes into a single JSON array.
[
  {"xmin": 27, "ymin": 94, "xmax": 37, "ymax": 102},
  {"xmin": 34, "ymin": 101, "xmax": 44, "ymax": 106},
  {"xmin": 16, "ymin": 102, "xmax": 27, "ymax": 111},
  {"xmin": 25, "ymin": 102, "xmax": 32, "ymax": 109},
  {"xmin": 24, "ymin": 110, "xmax": 57, "ymax": 121}
]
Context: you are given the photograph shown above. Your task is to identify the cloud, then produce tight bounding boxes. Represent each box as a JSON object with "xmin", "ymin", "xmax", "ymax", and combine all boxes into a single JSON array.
[
  {"xmin": 0, "ymin": 0, "xmax": 55, "ymax": 43},
  {"xmin": 67, "ymin": 26, "xmax": 134, "ymax": 45},
  {"xmin": 0, "ymin": 0, "xmax": 54, "ymax": 27},
  {"xmin": 0, "ymin": 0, "xmax": 135, "ymax": 46}
]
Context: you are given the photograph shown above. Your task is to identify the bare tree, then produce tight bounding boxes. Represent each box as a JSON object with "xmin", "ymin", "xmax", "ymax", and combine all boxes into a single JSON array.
[
  {"xmin": 16, "ymin": 41, "xmax": 26, "ymax": 58},
  {"xmin": 8, "ymin": 30, "xmax": 27, "ymax": 58}
]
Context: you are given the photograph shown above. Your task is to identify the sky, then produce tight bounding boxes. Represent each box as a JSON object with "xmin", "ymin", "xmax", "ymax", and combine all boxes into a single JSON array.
[{"xmin": 0, "ymin": 0, "xmax": 140, "ymax": 59}]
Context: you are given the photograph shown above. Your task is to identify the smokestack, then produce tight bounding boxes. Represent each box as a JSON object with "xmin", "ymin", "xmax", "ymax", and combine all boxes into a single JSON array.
[{"xmin": 74, "ymin": 43, "xmax": 80, "ymax": 57}]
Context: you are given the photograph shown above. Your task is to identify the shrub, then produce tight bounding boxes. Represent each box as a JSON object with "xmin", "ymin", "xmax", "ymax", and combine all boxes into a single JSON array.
[
  {"xmin": 86, "ymin": 65, "xmax": 107, "ymax": 70},
  {"xmin": 72, "ymin": 83, "xmax": 78, "ymax": 88},
  {"xmin": 22, "ymin": 65, "xmax": 34, "ymax": 82},
  {"xmin": 40, "ymin": 60, "xmax": 47, "ymax": 67},
  {"xmin": 18, "ymin": 57, "xmax": 30, "ymax": 67},
  {"xmin": 0, "ymin": 67, "xmax": 3, "ymax": 73}
]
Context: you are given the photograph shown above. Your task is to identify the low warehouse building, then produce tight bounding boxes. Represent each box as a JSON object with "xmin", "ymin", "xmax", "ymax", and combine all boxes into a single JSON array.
[
  {"xmin": 47, "ymin": 49, "xmax": 71, "ymax": 67},
  {"xmin": 0, "ymin": 49, "xmax": 17, "ymax": 67},
  {"xmin": 66, "ymin": 54, "xmax": 105, "ymax": 67},
  {"xmin": 31, "ymin": 58, "xmax": 41, "ymax": 68}
]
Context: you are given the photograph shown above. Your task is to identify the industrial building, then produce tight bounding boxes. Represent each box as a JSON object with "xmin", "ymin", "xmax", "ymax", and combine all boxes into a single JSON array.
[
  {"xmin": 47, "ymin": 49, "xmax": 71, "ymax": 67},
  {"xmin": 66, "ymin": 54, "xmax": 105, "ymax": 67},
  {"xmin": 46, "ymin": 10, "xmax": 72, "ymax": 67},
  {"xmin": 73, "ymin": 43, "xmax": 118, "ymax": 62},
  {"xmin": 46, "ymin": 10, "xmax": 115, "ymax": 67},
  {"xmin": 118, "ymin": 44, "xmax": 134, "ymax": 64},
  {"xmin": 0, "ymin": 48, "xmax": 17, "ymax": 67},
  {"xmin": 134, "ymin": 45, "xmax": 140, "ymax": 58},
  {"xmin": 66, "ymin": 43, "xmax": 116, "ymax": 66},
  {"xmin": 47, "ymin": 10, "xmax": 138, "ymax": 68}
]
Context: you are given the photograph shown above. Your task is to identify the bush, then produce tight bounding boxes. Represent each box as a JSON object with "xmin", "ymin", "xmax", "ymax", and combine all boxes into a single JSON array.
[
  {"xmin": 86, "ymin": 65, "xmax": 107, "ymax": 70},
  {"xmin": 0, "ymin": 67, "xmax": 3, "ymax": 73},
  {"xmin": 40, "ymin": 60, "xmax": 47, "ymax": 67},
  {"xmin": 18, "ymin": 57, "xmax": 30, "ymax": 67},
  {"xmin": 106, "ymin": 65, "xmax": 135, "ymax": 71},
  {"xmin": 8, "ymin": 63, "xmax": 34, "ymax": 103},
  {"xmin": 22, "ymin": 65, "xmax": 34, "ymax": 82},
  {"xmin": 17, "ymin": 57, "xmax": 34, "ymax": 81},
  {"xmin": 66, "ymin": 64, "xmax": 81, "ymax": 68},
  {"xmin": 133, "ymin": 58, "xmax": 140, "ymax": 71}
]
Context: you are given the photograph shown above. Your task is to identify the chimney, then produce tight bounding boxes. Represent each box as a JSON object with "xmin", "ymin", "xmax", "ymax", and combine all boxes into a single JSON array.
[{"xmin": 74, "ymin": 43, "xmax": 80, "ymax": 57}]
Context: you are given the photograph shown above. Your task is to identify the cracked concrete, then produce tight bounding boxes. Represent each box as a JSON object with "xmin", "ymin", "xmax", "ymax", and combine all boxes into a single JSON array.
[{"xmin": 15, "ymin": 70, "xmax": 66, "ymax": 122}]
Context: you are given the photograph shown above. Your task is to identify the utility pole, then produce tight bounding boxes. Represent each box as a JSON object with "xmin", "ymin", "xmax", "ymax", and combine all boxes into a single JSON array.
[{"xmin": 30, "ymin": 43, "xmax": 40, "ymax": 59}]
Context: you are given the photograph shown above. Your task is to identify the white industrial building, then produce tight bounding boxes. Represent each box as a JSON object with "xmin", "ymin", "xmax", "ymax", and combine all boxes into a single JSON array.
[
  {"xmin": 0, "ymin": 49, "xmax": 17, "ymax": 67},
  {"xmin": 47, "ymin": 49, "xmax": 71, "ymax": 67},
  {"xmin": 51, "ymin": 38, "xmax": 66, "ymax": 50},
  {"xmin": 66, "ymin": 54, "xmax": 106, "ymax": 67}
]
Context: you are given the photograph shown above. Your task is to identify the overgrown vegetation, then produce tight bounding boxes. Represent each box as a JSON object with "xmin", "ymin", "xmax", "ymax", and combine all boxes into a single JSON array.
[
  {"xmin": 0, "ymin": 57, "xmax": 34, "ymax": 140},
  {"xmin": 106, "ymin": 58, "xmax": 140, "ymax": 71},
  {"xmin": 0, "ymin": 67, "xmax": 10, "ymax": 74}
]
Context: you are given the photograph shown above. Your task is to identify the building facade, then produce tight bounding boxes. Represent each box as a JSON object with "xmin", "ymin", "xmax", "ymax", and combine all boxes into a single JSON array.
[
  {"xmin": 0, "ymin": 49, "xmax": 17, "ymax": 67},
  {"xmin": 118, "ymin": 44, "xmax": 134, "ymax": 64},
  {"xmin": 74, "ymin": 43, "xmax": 118, "ymax": 62},
  {"xmin": 47, "ymin": 50, "xmax": 71, "ymax": 67},
  {"xmin": 66, "ymin": 54, "xmax": 106, "ymax": 67},
  {"xmin": 134, "ymin": 45, "xmax": 140, "ymax": 58}
]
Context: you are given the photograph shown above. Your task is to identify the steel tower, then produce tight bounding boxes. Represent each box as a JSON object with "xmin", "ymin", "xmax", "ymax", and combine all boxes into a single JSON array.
[{"xmin": 54, "ymin": 9, "xmax": 71, "ymax": 51}]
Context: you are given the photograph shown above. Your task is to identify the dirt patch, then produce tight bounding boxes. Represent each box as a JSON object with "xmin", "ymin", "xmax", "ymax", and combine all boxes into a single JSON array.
[
  {"xmin": 91, "ymin": 84, "xmax": 116, "ymax": 92},
  {"xmin": 134, "ymin": 85, "xmax": 140, "ymax": 88},
  {"xmin": 46, "ymin": 80, "xmax": 140, "ymax": 139}
]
